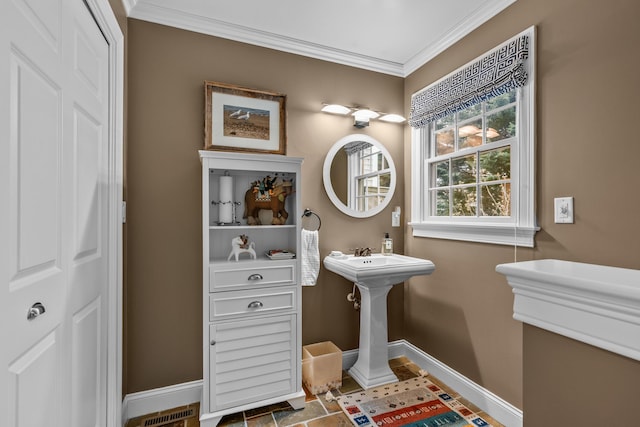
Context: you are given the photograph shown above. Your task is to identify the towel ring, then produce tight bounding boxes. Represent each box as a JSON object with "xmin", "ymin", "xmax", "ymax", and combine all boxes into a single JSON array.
[{"xmin": 301, "ymin": 208, "xmax": 321, "ymax": 231}]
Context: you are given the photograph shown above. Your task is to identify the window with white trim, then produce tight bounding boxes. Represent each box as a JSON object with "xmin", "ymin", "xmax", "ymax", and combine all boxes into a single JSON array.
[
  {"xmin": 410, "ymin": 27, "xmax": 538, "ymax": 247},
  {"xmin": 348, "ymin": 143, "xmax": 392, "ymax": 212}
]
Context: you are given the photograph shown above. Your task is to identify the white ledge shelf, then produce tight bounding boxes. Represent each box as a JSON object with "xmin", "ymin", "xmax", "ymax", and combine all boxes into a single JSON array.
[{"xmin": 496, "ymin": 259, "xmax": 640, "ymax": 361}]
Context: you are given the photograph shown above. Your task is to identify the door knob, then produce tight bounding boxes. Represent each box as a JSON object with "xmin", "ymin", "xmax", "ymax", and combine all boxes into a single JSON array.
[{"xmin": 27, "ymin": 302, "xmax": 46, "ymax": 320}]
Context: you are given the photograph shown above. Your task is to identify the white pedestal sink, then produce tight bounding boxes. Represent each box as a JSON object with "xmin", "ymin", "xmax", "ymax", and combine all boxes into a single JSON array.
[{"xmin": 323, "ymin": 253, "xmax": 435, "ymax": 389}]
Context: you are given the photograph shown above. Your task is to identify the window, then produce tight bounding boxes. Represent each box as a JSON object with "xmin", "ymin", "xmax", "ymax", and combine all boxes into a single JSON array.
[
  {"xmin": 349, "ymin": 144, "xmax": 391, "ymax": 212},
  {"xmin": 410, "ymin": 27, "xmax": 537, "ymax": 247}
]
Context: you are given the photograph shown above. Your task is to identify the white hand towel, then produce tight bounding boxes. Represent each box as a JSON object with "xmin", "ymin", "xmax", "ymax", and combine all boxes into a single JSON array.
[{"xmin": 301, "ymin": 229, "xmax": 320, "ymax": 286}]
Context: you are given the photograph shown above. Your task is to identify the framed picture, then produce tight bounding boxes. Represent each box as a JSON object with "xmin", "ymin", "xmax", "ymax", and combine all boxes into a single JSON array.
[{"xmin": 204, "ymin": 81, "xmax": 286, "ymax": 155}]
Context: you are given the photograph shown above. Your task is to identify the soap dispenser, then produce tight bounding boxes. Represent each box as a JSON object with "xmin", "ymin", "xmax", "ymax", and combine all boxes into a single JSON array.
[{"xmin": 382, "ymin": 232, "xmax": 393, "ymax": 255}]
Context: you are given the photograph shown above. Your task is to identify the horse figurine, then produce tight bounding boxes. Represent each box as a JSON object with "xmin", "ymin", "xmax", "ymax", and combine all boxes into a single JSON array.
[
  {"xmin": 243, "ymin": 177, "xmax": 294, "ymax": 225},
  {"xmin": 227, "ymin": 234, "xmax": 256, "ymax": 261}
]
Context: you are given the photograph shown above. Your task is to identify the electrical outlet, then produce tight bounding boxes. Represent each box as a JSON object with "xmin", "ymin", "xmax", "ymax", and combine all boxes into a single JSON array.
[{"xmin": 554, "ymin": 197, "xmax": 574, "ymax": 223}]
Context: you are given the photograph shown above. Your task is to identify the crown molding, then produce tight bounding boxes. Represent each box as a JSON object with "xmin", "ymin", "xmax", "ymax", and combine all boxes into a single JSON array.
[
  {"xmin": 127, "ymin": 2, "xmax": 405, "ymax": 76},
  {"xmin": 403, "ymin": 0, "xmax": 518, "ymax": 76},
  {"xmin": 126, "ymin": 0, "xmax": 518, "ymax": 78},
  {"xmin": 121, "ymin": 0, "xmax": 136, "ymax": 16}
]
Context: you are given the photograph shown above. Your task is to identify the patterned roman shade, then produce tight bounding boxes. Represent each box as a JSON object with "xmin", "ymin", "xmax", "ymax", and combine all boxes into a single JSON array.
[{"xmin": 409, "ymin": 33, "xmax": 530, "ymax": 128}]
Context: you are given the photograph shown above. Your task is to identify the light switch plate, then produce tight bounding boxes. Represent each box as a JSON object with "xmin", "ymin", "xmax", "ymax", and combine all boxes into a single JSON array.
[
  {"xmin": 392, "ymin": 211, "xmax": 401, "ymax": 227},
  {"xmin": 392, "ymin": 206, "xmax": 401, "ymax": 227},
  {"xmin": 554, "ymin": 197, "xmax": 574, "ymax": 223}
]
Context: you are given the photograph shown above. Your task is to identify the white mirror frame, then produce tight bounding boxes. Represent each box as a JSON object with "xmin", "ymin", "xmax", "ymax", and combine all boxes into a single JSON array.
[{"xmin": 323, "ymin": 134, "xmax": 396, "ymax": 218}]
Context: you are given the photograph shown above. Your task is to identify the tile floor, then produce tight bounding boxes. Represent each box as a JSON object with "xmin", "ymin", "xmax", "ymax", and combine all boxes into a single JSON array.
[{"xmin": 126, "ymin": 357, "xmax": 505, "ymax": 427}]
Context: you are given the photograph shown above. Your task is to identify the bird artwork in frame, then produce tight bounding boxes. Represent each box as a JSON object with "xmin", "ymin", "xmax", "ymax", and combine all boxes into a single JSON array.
[{"xmin": 204, "ymin": 80, "xmax": 287, "ymax": 155}]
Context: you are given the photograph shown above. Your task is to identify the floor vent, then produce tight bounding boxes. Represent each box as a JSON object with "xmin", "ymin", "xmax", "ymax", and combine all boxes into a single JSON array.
[{"xmin": 141, "ymin": 407, "xmax": 196, "ymax": 427}]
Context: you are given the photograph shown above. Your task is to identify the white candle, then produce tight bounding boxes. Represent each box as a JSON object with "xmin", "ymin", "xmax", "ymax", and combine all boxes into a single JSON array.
[{"xmin": 219, "ymin": 175, "xmax": 233, "ymax": 223}]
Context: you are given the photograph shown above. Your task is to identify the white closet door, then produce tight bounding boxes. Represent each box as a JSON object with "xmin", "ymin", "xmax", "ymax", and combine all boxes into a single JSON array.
[{"xmin": 0, "ymin": 0, "xmax": 110, "ymax": 425}]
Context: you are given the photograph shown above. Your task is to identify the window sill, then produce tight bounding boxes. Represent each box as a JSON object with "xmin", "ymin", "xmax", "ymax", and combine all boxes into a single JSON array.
[{"xmin": 410, "ymin": 221, "xmax": 539, "ymax": 247}]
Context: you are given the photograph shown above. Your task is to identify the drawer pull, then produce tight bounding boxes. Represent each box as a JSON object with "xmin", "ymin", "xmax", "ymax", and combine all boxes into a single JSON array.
[
  {"xmin": 210, "ymin": 340, "xmax": 216, "ymax": 346},
  {"xmin": 247, "ymin": 300, "xmax": 264, "ymax": 309},
  {"xmin": 247, "ymin": 273, "xmax": 263, "ymax": 281}
]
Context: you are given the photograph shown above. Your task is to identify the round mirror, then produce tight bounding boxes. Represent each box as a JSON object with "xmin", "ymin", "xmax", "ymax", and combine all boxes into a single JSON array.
[{"xmin": 323, "ymin": 134, "xmax": 396, "ymax": 218}]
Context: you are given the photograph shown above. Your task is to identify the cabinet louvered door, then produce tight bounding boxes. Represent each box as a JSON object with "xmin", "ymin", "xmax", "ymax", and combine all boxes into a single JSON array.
[{"xmin": 209, "ymin": 314, "xmax": 297, "ymax": 412}]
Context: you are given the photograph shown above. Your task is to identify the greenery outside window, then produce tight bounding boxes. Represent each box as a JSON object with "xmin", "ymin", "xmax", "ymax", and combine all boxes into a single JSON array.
[{"xmin": 410, "ymin": 27, "xmax": 538, "ymax": 247}]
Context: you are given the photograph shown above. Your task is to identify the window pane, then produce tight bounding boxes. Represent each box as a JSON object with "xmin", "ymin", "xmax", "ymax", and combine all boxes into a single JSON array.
[
  {"xmin": 432, "ymin": 190, "xmax": 450, "ymax": 216},
  {"xmin": 365, "ymin": 176, "xmax": 378, "ymax": 194},
  {"xmin": 452, "ymin": 155, "xmax": 476, "ymax": 185},
  {"xmin": 435, "ymin": 128, "xmax": 454, "ymax": 155},
  {"xmin": 435, "ymin": 114, "xmax": 454, "ymax": 130},
  {"xmin": 379, "ymin": 173, "xmax": 390, "ymax": 191},
  {"xmin": 366, "ymin": 196, "xmax": 380, "ymax": 211},
  {"xmin": 376, "ymin": 152, "xmax": 384, "ymax": 171},
  {"xmin": 481, "ymin": 183, "xmax": 511, "ymax": 216},
  {"xmin": 433, "ymin": 160, "xmax": 449, "ymax": 187},
  {"xmin": 360, "ymin": 157, "xmax": 370, "ymax": 174},
  {"xmin": 458, "ymin": 118, "xmax": 483, "ymax": 149},
  {"xmin": 486, "ymin": 106, "xmax": 516, "ymax": 142},
  {"xmin": 357, "ymin": 178, "xmax": 365, "ymax": 197},
  {"xmin": 362, "ymin": 155, "xmax": 375, "ymax": 174},
  {"xmin": 480, "ymin": 147, "xmax": 511, "ymax": 182},
  {"xmin": 486, "ymin": 91, "xmax": 516, "ymax": 111},
  {"xmin": 453, "ymin": 187, "xmax": 476, "ymax": 216},
  {"xmin": 457, "ymin": 103, "xmax": 481, "ymax": 121}
]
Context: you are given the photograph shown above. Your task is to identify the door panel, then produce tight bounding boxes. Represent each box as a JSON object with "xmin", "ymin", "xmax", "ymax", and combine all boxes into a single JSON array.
[
  {"xmin": 209, "ymin": 315, "xmax": 297, "ymax": 411},
  {"xmin": 71, "ymin": 298, "xmax": 101, "ymax": 427},
  {"xmin": 67, "ymin": 0, "xmax": 109, "ymax": 426},
  {"xmin": 8, "ymin": 330, "xmax": 61, "ymax": 427},
  {"xmin": 11, "ymin": 54, "xmax": 61, "ymax": 278},
  {"xmin": 7, "ymin": 48, "xmax": 65, "ymax": 359},
  {"xmin": 1, "ymin": 0, "xmax": 110, "ymax": 425},
  {"xmin": 3, "ymin": 1, "xmax": 66, "ymax": 424},
  {"xmin": 73, "ymin": 106, "xmax": 102, "ymax": 261}
]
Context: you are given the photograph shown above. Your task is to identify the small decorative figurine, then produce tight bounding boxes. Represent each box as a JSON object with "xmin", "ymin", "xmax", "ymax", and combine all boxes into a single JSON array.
[
  {"xmin": 228, "ymin": 234, "xmax": 256, "ymax": 262},
  {"xmin": 243, "ymin": 175, "xmax": 294, "ymax": 225}
]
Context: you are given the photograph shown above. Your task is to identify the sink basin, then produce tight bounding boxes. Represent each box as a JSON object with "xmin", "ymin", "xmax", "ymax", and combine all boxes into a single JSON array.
[
  {"xmin": 323, "ymin": 253, "xmax": 435, "ymax": 288},
  {"xmin": 322, "ymin": 253, "xmax": 435, "ymax": 389}
]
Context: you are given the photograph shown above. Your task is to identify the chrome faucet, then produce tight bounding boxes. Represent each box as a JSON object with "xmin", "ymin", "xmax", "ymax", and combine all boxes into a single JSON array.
[{"xmin": 354, "ymin": 247, "xmax": 372, "ymax": 257}]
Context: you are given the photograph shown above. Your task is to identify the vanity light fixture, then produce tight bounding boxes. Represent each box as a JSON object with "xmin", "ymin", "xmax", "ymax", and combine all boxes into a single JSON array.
[
  {"xmin": 379, "ymin": 114, "xmax": 407, "ymax": 123},
  {"xmin": 321, "ymin": 104, "xmax": 352, "ymax": 115},
  {"xmin": 321, "ymin": 103, "xmax": 406, "ymax": 128}
]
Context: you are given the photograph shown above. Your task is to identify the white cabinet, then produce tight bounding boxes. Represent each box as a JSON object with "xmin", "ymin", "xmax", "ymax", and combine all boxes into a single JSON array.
[{"xmin": 199, "ymin": 151, "xmax": 305, "ymax": 426}]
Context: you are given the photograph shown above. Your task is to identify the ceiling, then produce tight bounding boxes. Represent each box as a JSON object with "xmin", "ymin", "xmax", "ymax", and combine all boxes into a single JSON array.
[{"xmin": 125, "ymin": 0, "xmax": 516, "ymax": 77}]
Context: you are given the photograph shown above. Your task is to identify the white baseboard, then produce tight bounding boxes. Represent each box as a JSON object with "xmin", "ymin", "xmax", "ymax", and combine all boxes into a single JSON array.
[
  {"xmin": 122, "ymin": 340, "xmax": 522, "ymax": 427},
  {"xmin": 387, "ymin": 340, "xmax": 523, "ymax": 427}
]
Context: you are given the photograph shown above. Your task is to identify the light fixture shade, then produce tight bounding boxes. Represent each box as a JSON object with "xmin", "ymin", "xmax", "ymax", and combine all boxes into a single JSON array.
[
  {"xmin": 321, "ymin": 104, "xmax": 351, "ymax": 115},
  {"xmin": 352, "ymin": 109, "xmax": 380, "ymax": 120},
  {"xmin": 379, "ymin": 114, "xmax": 406, "ymax": 123}
]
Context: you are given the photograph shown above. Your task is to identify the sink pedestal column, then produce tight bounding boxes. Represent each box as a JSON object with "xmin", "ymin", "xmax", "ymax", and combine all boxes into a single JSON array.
[{"xmin": 348, "ymin": 283, "xmax": 398, "ymax": 389}]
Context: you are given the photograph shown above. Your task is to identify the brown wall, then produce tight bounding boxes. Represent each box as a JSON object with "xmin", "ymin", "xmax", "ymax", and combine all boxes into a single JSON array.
[
  {"xmin": 523, "ymin": 325, "xmax": 640, "ymax": 426},
  {"xmin": 125, "ymin": 0, "xmax": 640, "ymax": 421},
  {"xmin": 404, "ymin": 0, "xmax": 640, "ymax": 414},
  {"xmin": 126, "ymin": 20, "xmax": 405, "ymax": 394}
]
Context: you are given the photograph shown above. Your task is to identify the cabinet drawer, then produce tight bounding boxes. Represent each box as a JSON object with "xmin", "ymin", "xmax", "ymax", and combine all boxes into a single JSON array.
[
  {"xmin": 209, "ymin": 262, "xmax": 295, "ymax": 292},
  {"xmin": 209, "ymin": 286, "xmax": 297, "ymax": 321}
]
